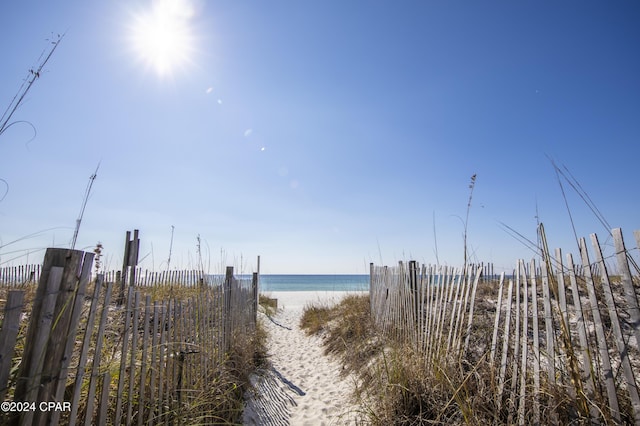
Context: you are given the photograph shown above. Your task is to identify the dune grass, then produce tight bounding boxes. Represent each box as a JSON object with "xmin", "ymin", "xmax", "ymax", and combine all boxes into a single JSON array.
[
  {"xmin": 0, "ymin": 279, "xmax": 269, "ymax": 425},
  {"xmin": 258, "ymin": 293, "xmax": 278, "ymax": 318},
  {"xmin": 299, "ymin": 293, "xmax": 496, "ymax": 424},
  {"xmin": 299, "ymin": 284, "xmax": 615, "ymax": 425},
  {"xmin": 299, "ymin": 293, "xmax": 503, "ymax": 425}
]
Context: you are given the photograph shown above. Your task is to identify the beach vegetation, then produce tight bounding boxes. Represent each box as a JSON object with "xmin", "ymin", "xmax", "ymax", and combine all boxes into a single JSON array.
[
  {"xmin": 312, "ymin": 294, "xmax": 384, "ymax": 377},
  {"xmin": 301, "ymin": 292, "xmax": 497, "ymax": 424},
  {"xmin": 258, "ymin": 293, "xmax": 278, "ymax": 318},
  {"xmin": 299, "ymin": 288, "xmax": 510, "ymax": 425},
  {"xmin": 300, "ymin": 301, "xmax": 333, "ymax": 335},
  {"xmin": 0, "ymin": 277, "xmax": 268, "ymax": 425},
  {"xmin": 302, "ymin": 252, "xmax": 640, "ymax": 424},
  {"xmin": 153, "ymin": 288, "xmax": 270, "ymax": 424}
]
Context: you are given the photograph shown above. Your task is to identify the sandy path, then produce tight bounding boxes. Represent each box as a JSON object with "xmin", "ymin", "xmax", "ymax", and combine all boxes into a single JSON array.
[{"xmin": 243, "ymin": 292, "xmax": 363, "ymax": 426}]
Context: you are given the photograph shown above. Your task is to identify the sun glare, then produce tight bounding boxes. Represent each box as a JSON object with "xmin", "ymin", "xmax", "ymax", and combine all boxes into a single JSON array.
[{"xmin": 130, "ymin": 0, "xmax": 197, "ymax": 77}]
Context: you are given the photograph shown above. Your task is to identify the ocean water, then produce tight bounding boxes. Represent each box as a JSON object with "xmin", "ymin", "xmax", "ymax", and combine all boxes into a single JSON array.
[{"xmin": 258, "ymin": 275, "xmax": 369, "ymax": 292}]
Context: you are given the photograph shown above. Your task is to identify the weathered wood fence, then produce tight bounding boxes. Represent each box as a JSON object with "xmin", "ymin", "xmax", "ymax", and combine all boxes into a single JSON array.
[
  {"xmin": 102, "ymin": 268, "xmax": 233, "ymax": 288},
  {"xmin": 370, "ymin": 226, "xmax": 640, "ymax": 425},
  {"xmin": 0, "ymin": 248, "xmax": 259, "ymax": 425},
  {"xmin": 0, "ymin": 264, "xmax": 41, "ymax": 285},
  {"xmin": 0, "ymin": 266, "xmax": 225, "ymax": 288}
]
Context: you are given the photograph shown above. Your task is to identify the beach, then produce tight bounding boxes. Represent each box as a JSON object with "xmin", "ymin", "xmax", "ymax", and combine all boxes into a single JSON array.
[{"xmin": 243, "ymin": 291, "xmax": 367, "ymax": 425}]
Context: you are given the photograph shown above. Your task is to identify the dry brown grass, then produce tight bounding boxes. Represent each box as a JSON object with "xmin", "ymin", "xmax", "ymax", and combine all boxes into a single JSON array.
[
  {"xmin": 300, "ymin": 302, "xmax": 334, "ymax": 335},
  {"xmin": 0, "ymin": 279, "xmax": 268, "ymax": 425},
  {"xmin": 258, "ymin": 293, "xmax": 278, "ymax": 317},
  {"xmin": 299, "ymin": 290, "xmax": 595, "ymax": 425},
  {"xmin": 300, "ymin": 295, "xmax": 383, "ymax": 374}
]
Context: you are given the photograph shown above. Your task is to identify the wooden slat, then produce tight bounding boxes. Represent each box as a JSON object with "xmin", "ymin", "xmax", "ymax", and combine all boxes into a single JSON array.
[
  {"xmin": 138, "ymin": 295, "xmax": 152, "ymax": 426},
  {"xmin": 170, "ymin": 300, "xmax": 182, "ymax": 419},
  {"xmin": 437, "ymin": 267, "xmax": 455, "ymax": 360},
  {"xmin": 83, "ymin": 281, "xmax": 113, "ymax": 426},
  {"xmin": 114, "ymin": 286, "xmax": 135, "ymax": 425},
  {"xmin": 497, "ymin": 278, "xmax": 514, "ymax": 411},
  {"xmin": 554, "ymin": 248, "xmax": 588, "ymax": 415},
  {"xmin": 508, "ymin": 265, "xmax": 522, "ymax": 424},
  {"xmin": 446, "ymin": 269, "xmax": 464, "ymax": 352},
  {"xmin": 418, "ymin": 266, "xmax": 427, "ymax": 354},
  {"xmin": 566, "ymin": 252, "xmax": 599, "ymax": 422},
  {"xmin": 452, "ymin": 266, "xmax": 471, "ymax": 353},
  {"xmin": 0, "ymin": 291, "xmax": 25, "ymax": 402},
  {"xmin": 489, "ymin": 273, "xmax": 505, "ymax": 365},
  {"xmin": 423, "ymin": 266, "xmax": 435, "ymax": 359},
  {"xmin": 13, "ymin": 250, "xmax": 68, "ymax": 410},
  {"xmin": 591, "ymin": 233, "xmax": 640, "ymax": 422},
  {"xmin": 613, "ymin": 228, "xmax": 640, "ymax": 351},
  {"xmin": 462, "ymin": 266, "xmax": 482, "ymax": 354},
  {"xmin": 580, "ymin": 237, "xmax": 621, "ymax": 423},
  {"xmin": 96, "ymin": 371, "xmax": 111, "ymax": 426},
  {"xmin": 48, "ymin": 253, "xmax": 93, "ymax": 407},
  {"xmin": 517, "ymin": 260, "xmax": 529, "ymax": 426},
  {"xmin": 127, "ymin": 291, "xmax": 141, "ymax": 424},
  {"xmin": 157, "ymin": 300, "xmax": 170, "ymax": 424},
  {"xmin": 540, "ymin": 260, "xmax": 555, "ymax": 391},
  {"xmin": 529, "ymin": 260, "xmax": 540, "ymax": 426},
  {"xmin": 17, "ymin": 265, "xmax": 63, "ymax": 417},
  {"xmin": 68, "ymin": 275, "xmax": 103, "ymax": 426},
  {"xmin": 147, "ymin": 302, "xmax": 160, "ymax": 426}
]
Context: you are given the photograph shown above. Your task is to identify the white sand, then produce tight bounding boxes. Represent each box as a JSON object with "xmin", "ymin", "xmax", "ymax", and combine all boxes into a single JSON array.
[{"xmin": 243, "ymin": 291, "xmax": 367, "ymax": 426}]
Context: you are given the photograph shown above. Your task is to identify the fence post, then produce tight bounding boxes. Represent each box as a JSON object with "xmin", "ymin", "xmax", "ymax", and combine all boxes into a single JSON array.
[
  {"xmin": 12, "ymin": 248, "xmax": 94, "ymax": 426},
  {"xmin": 224, "ymin": 267, "xmax": 234, "ymax": 355},
  {"xmin": 252, "ymin": 272, "xmax": 258, "ymax": 328},
  {"xmin": 118, "ymin": 230, "xmax": 140, "ymax": 305},
  {"xmin": 118, "ymin": 231, "xmax": 131, "ymax": 305},
  {"xmin": 409, "ymin": 261, "xmax": 419, "ymax": 328},
  {"xmin": 369, "ymin": 263, "xmax": 374, "ymax": 318}
]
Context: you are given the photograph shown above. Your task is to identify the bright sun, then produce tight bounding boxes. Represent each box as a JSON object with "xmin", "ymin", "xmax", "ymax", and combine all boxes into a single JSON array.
[{"xmin": 130, "ymin": 0, "xmax": 197, "ymax": 77}]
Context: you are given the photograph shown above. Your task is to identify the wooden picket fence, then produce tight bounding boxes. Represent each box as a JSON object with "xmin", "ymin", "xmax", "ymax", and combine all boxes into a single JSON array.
[
  {"xmin": 0, "ymin": 248, "xmax": 259, "ymax": 425},
  {"xmin": 102, "ymin": 268, "xmax": 240, "ymax": 288},
  {"xmin": 0, "ymin": 267, "xmax": 217, "ymax": 288},
  {"xmin": 370, "ymin": 226, "xmax": 640, "ymax": 425},
  {"xmin": 0, "ymin": 265, "xmax": 250, "ymax": 289},
  {"xmin": 106, "ymin": 268, "xmax": 206, "ymax": 287},
  {"xmin": 0, "ymin": 264, "xmax": 41, "ymax": 286}
]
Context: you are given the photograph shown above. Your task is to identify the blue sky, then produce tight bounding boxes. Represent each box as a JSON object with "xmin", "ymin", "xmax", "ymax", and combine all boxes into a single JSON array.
[{"xmin": 1, "ymin": 1, "xmax": 639, "ymax": 274}]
